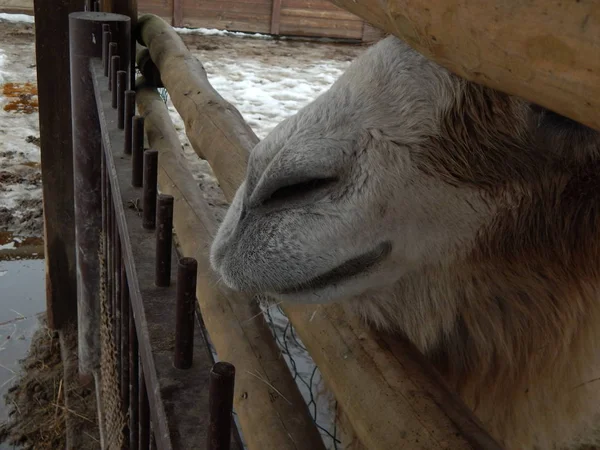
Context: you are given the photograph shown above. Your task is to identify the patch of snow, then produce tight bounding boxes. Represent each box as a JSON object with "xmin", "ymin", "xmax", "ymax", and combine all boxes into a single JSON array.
[
  {"xmin": 0, "ymin": 241, "xmax": 15, "ymax": 250},
  {"xmin": 0, "ymin": 13, "xmax": 34, "ymax": 24},
  {"xmin": 174, "ymin": 26, "xmax": 271, "ymax": 40}
]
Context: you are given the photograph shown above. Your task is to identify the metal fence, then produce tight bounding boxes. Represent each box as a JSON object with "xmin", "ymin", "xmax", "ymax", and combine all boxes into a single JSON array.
[{"xmin": 68, "ymin": 11, "xmax": 239, "ymax": 449}]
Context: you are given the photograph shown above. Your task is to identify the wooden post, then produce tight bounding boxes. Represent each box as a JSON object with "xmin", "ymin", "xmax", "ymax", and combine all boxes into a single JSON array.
[
  {"xmin": 270, "ymin": 0, "xmax": 282, "ymax": 35},
  {"xmin": 172, "ymin": 0, "xmax": 183, "ymax": 28},
  {"xmin": 33, "ymin": 0, "xmax": 81, "ymax": 330},
  {"xmin": 69, "ymin": 11, "xmax": 131, "ymax": 375},
  {"xmin": 329, "ymin": 0, "xmax": 600, "ymax": 131}
]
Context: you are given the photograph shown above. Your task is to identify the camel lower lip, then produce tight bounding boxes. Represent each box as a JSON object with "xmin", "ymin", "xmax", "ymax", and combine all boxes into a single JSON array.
[{"xmin": 276, "ymin": 241, "xmax": 392, "ymax": 294}]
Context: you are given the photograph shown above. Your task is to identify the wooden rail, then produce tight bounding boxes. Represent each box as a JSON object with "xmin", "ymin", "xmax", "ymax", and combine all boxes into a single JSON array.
[
  {"xmin": 135, "ymin": 13, "xmax": 503, "ymax": 450},
  {"xmin": 328, "ymin": 0, "xmax": 600, "ymax": 131}
]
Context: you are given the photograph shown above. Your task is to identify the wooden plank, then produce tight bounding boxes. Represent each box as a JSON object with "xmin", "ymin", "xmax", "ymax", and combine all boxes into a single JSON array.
[
  {"xmin": 33, "ymin": 0, "xmax": 80, "ymax": 330},
  {"xmin": 181, "ymin": 17, "xmax": 269, "ymax": 34},
  {"xmin": 328, "ymin": 0, "xmax": 600, "ymax": 131},
  {"xmin": 270, "ymin": 0, "xmax": 281, "ymax": 35},
  {"xmin": 280, "ymin": 7, "xmax": 363, "ymax": 21},
  {"xmin": 172, "ymin": 0, "xmax": 182, "ymax": 27},
  {"xmin": 135, "ymin": 13, "xmax": 503, "ymax": 450},
  {"xmin": 138, "ymin": 16, "xmax": 324, "ymax": 450}
]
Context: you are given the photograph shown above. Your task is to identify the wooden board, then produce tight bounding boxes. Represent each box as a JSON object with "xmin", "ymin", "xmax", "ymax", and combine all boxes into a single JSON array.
[
  {"xmin": 279, "ymin": 0, "xmax": 363, "ymax": 39},
  {"xmin": 329, "ymin": 0, "xmax": 600, "ymax": 131},
  {"xmin": 181, "ymin": 0, "xmax": 272, "ymax": 34}
]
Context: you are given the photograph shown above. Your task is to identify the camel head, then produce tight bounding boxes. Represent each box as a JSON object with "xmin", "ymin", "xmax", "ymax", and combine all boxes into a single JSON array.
[{"xmin": 210, "ymin": 36, "xmax": 599, "ymax": 309}]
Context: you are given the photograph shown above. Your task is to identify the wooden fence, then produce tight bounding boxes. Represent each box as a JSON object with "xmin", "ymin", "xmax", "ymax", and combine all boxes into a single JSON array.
[{"xmin": 137, "ymin": 0, "xmax": 384, "ymax": 40}]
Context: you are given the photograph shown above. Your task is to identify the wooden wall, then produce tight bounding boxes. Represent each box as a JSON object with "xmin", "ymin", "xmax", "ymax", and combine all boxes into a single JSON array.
[
  {"xmin": 0, "ymin": 0, "xmax": 385, "ymax": 41},
  {"xmin": 161, "ymin": 0, "xmax": 384, "ymax": 41}
]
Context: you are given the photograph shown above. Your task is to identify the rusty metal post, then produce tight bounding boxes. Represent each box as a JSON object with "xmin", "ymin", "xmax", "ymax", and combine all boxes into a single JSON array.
[
  {"xmin": 69, "ymin": 11, "xmax": 131, "ymax": 374},
  {"xmin": 142, "ymin": 149, "xmax": 158, "ymax": 229},
  {"xmin": 102, "ymin": 28, "xmax": 111, "ymax": 76},
  {"xmin": 207, "ymin": 362, "xmax": 236, "ymax": 450},
  {"xmin": 117, "ymin": 70, "xmax": 127, "ymax": 129},
  {"xmin": 139, "ymin": 368, "xmax": 150, "ymax": 449},
  {"xmin": 108, "ymin": 42, "xmax": 117, "ymax": 90},
  {"xmin": 129, "ymin": 305, "xmax": 139, "ymax": 450},
  {"xmin": 124, "ymin": 90, "xmax": 135, "ymax": 154},
  {"xmin": 131, "ymin": 116, "xmax": 144, "ymax": 187},
  {"xmin": 111, "ymin": 55, "xmax": 120, "ymax": 108},
  {"xmin": 155, "ymin": 194, "xmax": 174, "ymax": 287},
  {"xmin": 174, "ymin": 257, "xmax": 197, "ymax": 369}
]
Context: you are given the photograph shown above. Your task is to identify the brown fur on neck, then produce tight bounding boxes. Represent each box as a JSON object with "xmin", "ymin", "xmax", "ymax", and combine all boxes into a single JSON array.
[{"xmin": 358, "ymin": 82, "xmax": 600, "ymax": 449}]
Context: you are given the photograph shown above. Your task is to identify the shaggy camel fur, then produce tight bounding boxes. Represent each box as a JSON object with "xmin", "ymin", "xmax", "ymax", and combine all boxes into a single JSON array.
[{"xmin": 210, "ymin": 36, "xmax": 600, "ymax": 449}]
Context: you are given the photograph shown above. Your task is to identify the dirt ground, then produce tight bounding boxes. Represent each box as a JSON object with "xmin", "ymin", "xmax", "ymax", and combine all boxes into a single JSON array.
[{"xmin": 0, "ymin": 316, "xmax": 100, "ymax": 450}]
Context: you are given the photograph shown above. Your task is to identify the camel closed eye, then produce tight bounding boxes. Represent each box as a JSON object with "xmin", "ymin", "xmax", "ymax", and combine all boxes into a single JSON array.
[{"xmin": 261, "ymin": 176, "xmax": 338, "ymax": 206}]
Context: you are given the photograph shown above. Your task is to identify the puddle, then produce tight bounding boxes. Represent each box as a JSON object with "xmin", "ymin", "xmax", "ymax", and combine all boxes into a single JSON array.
[{"xmin": 0, "ymin": 256, "xmax": 45, "ymax": 448}]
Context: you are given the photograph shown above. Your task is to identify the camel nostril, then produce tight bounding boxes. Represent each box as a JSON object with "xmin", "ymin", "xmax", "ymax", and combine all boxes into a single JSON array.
[{"xmin": 262, "ymin": 177, "xmax": 338, "ymax": 206}]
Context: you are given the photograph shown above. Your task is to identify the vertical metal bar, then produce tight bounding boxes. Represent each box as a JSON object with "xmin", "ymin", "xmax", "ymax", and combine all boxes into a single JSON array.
[
  {"xmin": 117, "ymin": 70, "xmax": 127, "ymax": 129},
  {"xmin": 129, "ymin": 305, "xmax": 139, "ymax": 450},
  {"xmin": 174, "ymin": 257, "xmax": 197, "ymax": 369},
  {"xmin": 124, "ymin": 90, "xmax": 135, "ymax": 154},
  {"xmin": 207, "ymin": 362, "xmax": 236, "ymax": 450},
  {"xmin": 115, "ymin": 231, "xmax": 122, "ymax": 387},
  {"xmin": 107, "ymin": 183, "xmax": 114, "ymax": 324},
  {"xmin": 70, "ymin": 11, "xmax": 130, "ymax": 374},
  {"xmin": 139, "ymin": 368, "xmax": 150, "ymax": 449},
  {"xmin": 131, "ymin": 116, "xmax": 145, "ymax": 187},
  {"xmin": 142, "ymin": 149, "xmax": 158, "ymax": 230},
  {"xmin": 155, "ymin": 195, "xmax": 174, "ymax": 287},
  {"xmin": 121, "ymin": 264, "xmax": 130, "ymax": 438},
  {"xmin": 111, "ymin": 55, "xmax": 120, "ymax": 108},
  {"xmin": 108, "ymin": 42, "xmax": 117, "ymax": 89},
  {"xmin": 102, "ymin": 29, "xmax": 112, "ymax": 76}
]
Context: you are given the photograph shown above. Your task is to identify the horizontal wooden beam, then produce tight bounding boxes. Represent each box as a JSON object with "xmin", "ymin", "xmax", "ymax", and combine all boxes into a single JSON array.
[
  {"xmin": 328, "ymin": 0, "xmax": 600, "ymax": 131},
  {"xmin": 134, "ymin": 78, "xmax": 326, "ymax": 450},
  {"xmin": 135, "ymin": 13, "xmax": 502, "ymax": 450}
]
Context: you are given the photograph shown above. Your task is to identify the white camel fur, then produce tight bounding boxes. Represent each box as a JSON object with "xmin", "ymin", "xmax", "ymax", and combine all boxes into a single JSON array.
[{"xmin": 210, "ymin": 36, "xmax": 600, "ymax": 449}]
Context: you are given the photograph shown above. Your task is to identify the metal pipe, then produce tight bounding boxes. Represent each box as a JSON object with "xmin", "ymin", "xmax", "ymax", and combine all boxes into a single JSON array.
[
  {"xmin": 124, "ymin": 90, "xmax": 135, "ymax": 154},
  {"xmin": 102, "ymin": 30, "xmax": 111, "ymax": 76},
  {"xmin": 207, "ymin": 362, "xmax": 236, "ymax": 450},
  {"xmin": 142, "ymin": 149, "xmax": 158, "ymax": 230},
  {"xmin": 117, "ymin": 70, "xmax": 127, "ymax": 128},
  {"xmin": 111, "ymin": 55, "xmax": 120, "ymax": 108},
  {"xmin": 131, "ymin": 116, "xmax": 145, "ymax": 187},
  {"xmin": 108, "ymin": 42, "xmax": 117, "ymax": 90},
  {"xmin": 174, "ymin": 257, "xmax": 197, "ymax": 369},
  {"xmin": 155, "ymin": 194, "xmax": 174, "ymax": 287}
]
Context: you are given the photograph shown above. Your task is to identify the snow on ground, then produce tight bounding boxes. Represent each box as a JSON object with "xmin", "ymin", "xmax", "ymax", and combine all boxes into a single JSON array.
[{"xmin": 0, "ymin": 15, "xmax": 369, "ymax": 447}]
